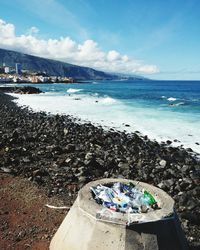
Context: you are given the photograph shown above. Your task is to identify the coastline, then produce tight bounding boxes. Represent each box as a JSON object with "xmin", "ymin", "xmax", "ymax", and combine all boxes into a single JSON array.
[
  {"xmin": 0, "ymin": 91, "xmax": 200, "ymax": 248},
  {"xmin": 9, "ymin": 89, "xmax": 200, "ymax": 155}
]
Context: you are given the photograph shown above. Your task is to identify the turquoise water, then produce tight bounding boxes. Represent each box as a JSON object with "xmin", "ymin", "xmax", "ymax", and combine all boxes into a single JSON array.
[
  {"xmin": 6, "ymin": 80, "xmax": 200, "ymax": 153},
  {"xmin": 32, "ymin": 80, "xmax": 200, "ymax": 111}
]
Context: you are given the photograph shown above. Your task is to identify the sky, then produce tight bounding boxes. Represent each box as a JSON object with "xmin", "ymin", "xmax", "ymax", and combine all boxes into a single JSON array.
[{"xmin": 0, "ymin": 0, "xmax": 200, "ymax": 80}]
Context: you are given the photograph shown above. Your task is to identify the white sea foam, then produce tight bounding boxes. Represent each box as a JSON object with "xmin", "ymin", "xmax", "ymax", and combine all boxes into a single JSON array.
[
  {"xmin": 0, "ymin": 84, "xmax": 18, "ymax": 87},
  {"xmin": 167, "ymin": 97, "xmax": 177, "ymax": 101},
  {"xmin": 99, "ymin": 97, "xmax": 117, "ymax": 104},
  {"xmin": 9, "ymin": 92, "xmax": 200, "ymax": 154},
  {"xmin": 169, "ymin": 102, "xmax": 185, "ymax": 107},
  {"xmin": 66, "ymin": 88, "xmax": 82, "ymax": 93},
  {"xmin": 90, "ymin": 92, "xmax": 99, "ymax": 97}
]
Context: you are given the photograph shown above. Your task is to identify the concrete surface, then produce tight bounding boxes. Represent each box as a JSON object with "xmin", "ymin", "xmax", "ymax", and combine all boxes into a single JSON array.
[{"xmin": 50, "ymin": 178, "xmax": 188, "ymax": 250}]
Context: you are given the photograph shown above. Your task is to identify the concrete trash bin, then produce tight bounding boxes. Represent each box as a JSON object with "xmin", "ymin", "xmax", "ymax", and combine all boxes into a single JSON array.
[{"xmin": 50, "ymin": 178, "xmax": 188, "ymax": 250}]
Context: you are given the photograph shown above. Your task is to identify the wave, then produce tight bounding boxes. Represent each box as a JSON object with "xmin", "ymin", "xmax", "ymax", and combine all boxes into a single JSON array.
[
  {"xmin": 191, "ymin": 98, "xmax": 200, "ymax": 102},
  {"xmin": 167, "ymin": 97, "xmax": 177, "ymax": 101},
  {"xmin": 169, "ymin": 102, "xmax": 185, "ymax": 107},
  {"xmin": 99, "ymin": 97, "xmax": 117, "ymax": 104},
  {"xmin": 9, "ymin": 92, "xmax": 200, "ymax": 154},
  {"xmin": 90, "ymin": 92, "xmax": 99, "ymax": 97},
  {"xmin": 67, "ymin": 88, "xmax": 82, "ymax": 93}
]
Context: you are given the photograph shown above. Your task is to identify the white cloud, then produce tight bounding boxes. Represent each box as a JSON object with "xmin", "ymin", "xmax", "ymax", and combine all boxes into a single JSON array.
[
  {"xmin": 107, "ymin": 50, "xmax": 121, "ymax": 62},
  {"xmin": 27, "ymin": 26, "xmax": 39, "ymax": 35},
  {"xmin": 0, "ymin": 19, "xmax": 15, "ymax": 39},
  {"xmin": 0, "ymin": 19, "xmax": 159, "ymax": 74},
  {"xmin": 136, "ymin": 65, "xmax": 159, "ymax": 74}
]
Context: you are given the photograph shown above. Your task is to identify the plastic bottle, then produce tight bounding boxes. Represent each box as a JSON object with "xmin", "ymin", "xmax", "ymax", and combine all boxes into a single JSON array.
[{"xmin": 143, "ymin": 191, "xmax": 156, "ymax": 205}]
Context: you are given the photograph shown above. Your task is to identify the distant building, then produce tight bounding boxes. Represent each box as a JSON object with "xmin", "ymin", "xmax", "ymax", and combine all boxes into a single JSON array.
[
  {"xmin": 4, "ymin": 66, "xmax": 9, "ymax": 74},
  {"xmin": 16, "ymin": 63, "xmax": 22, "ymax": 75}
]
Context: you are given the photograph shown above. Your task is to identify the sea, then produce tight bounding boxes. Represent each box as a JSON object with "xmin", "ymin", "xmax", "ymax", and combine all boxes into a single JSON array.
[{"xmin": 4, "ymin": 80, "xmax": 200, "ymax": 154}]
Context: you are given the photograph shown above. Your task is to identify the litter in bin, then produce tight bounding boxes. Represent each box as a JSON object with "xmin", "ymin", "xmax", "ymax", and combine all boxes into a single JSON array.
[{"xmin": 90, "ymin": 182, "xmax": 159, "ymax": 214}]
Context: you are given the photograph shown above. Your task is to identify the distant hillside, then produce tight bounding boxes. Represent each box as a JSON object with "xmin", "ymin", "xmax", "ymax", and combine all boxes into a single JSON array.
[
  {"xmin": 0, "ymin": 48, "xmax": 114, "ymax": 80},
  {"xmin": 0, "ymin": 48, "xmax": 146, "ymax": 81}
]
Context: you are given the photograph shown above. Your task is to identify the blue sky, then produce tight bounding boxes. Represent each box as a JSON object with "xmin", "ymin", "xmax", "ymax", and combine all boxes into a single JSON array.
[{"xmin": 0, "ymin": 0, "xmax": 200, "ymax": 80}]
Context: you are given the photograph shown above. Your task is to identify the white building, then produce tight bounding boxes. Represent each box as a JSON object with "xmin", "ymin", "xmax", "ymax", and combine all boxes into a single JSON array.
[{"xmin": 4, "ymin": 66, "xmax": 9, "ymax": 74}]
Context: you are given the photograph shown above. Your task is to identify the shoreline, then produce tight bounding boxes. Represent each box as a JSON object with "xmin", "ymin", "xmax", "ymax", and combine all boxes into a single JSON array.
[
  {"xmin": 9, "ymin": 90, "xmax": 200, "ymax": 156},
  {"xmin": 0, "ymin": 91, "xmax": 200, "ymax": 248}
]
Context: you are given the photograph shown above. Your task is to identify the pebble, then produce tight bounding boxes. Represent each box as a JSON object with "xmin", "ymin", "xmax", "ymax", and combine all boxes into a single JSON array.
[
  {"xmin": 0, "ymin": 91, "xmax": 199, "ymax": 248},
  {"xmin": 159, "ymin": 159, "xmax": 167, "ymax": 168}
]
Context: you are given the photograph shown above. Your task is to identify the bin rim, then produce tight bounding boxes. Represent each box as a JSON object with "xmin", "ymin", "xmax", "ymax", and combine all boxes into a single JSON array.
[{"xmin": 77, "ymin": 178, "xmax": 175, "ymax": 225}]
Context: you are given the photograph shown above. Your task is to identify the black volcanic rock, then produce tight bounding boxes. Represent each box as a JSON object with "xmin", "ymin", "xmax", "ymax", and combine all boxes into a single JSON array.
[
  {"xmin": 0, "ymin": 86, "xmax": 42, "ymax": 94},
  {"xmin": 0, "ymin": 92, "xmax": 199, "ymax": 248}
]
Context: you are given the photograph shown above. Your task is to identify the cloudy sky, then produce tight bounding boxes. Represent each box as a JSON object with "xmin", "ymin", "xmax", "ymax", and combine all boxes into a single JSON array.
[{"xmin": 0, "ymin": 0, "xmax": 200, "ymax": 80}]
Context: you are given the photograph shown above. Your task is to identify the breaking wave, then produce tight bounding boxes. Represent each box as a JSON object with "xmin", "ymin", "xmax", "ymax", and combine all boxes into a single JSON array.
[
  {"xmin": 99, "ymin": 97, "xmax": 117, "ymax": 104},
  {"xmin": 167, "ymin": 97, "xmax": 177, "ymax": 101},
  {"xmin": 67, "ymin": 88, "xmax": 82, "ymax": 93},
  {"xmin": 169, "ymin": 102, "xmax": 185, "ymax": 107}
]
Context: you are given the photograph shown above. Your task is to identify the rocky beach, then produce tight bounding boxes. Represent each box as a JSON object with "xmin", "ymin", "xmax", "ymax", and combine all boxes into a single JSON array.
[{"xmin": 0, "ymin": 89, "xmax": 200, "ymax": 249}]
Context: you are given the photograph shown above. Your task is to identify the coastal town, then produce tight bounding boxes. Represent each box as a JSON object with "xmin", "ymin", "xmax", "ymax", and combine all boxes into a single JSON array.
[{"xmin": 0, "ymin": 63, "xmax": 75, "ymax": 83}]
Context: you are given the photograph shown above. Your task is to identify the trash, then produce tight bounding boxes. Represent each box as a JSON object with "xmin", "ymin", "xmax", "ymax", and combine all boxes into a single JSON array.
[
  {"xmin": 90, "ymin": 182, "xmax": 159, "ymax": 214},
  {"xmin": 45, "ymin": 204, "xmax": 71, "ymax": 210}
]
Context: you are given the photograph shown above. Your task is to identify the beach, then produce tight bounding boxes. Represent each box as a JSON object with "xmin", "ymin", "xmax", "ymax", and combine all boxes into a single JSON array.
[
  {"xmin": 0, "ymin": 89, "xmax": 199, "ymax": 249},
  {"xmin": 7, "ymin": 80, "xmax": 200, "ymax": 154}
]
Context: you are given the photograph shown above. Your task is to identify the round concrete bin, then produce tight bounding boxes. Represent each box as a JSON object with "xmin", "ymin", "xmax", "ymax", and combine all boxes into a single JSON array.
[{"xmin": 50, "ymin": 178, "xmax": 188, "ymax": 250}]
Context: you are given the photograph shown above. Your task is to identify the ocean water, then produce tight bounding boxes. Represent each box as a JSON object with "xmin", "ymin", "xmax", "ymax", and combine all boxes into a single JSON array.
[{"xmin": 5, "ymin": 80, "xmax": 200, "ymax": 154}]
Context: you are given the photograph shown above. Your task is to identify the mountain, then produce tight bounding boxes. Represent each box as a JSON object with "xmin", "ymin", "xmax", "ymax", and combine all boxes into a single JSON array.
[{"xmin": 0, "ymin": 48, "xmax": 146, "ymax": 80}]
